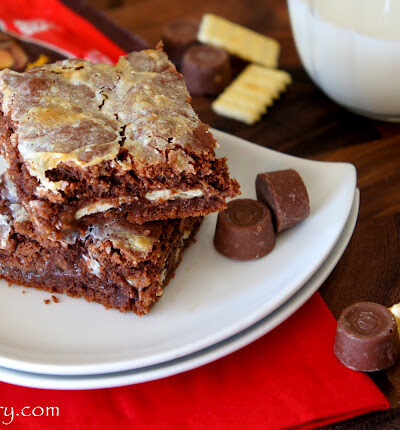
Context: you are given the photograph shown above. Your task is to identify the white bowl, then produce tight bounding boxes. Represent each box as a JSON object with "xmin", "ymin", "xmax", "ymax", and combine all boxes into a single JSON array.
[{"xmin": 288, "ymin": 0, "xmax": 400, "ymax": 122}]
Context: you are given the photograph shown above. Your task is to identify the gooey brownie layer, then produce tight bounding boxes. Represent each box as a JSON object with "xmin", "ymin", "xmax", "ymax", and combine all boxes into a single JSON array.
[
  {"xmin": 0, "ymin": 46, "xmax": 239, "ymax": 241},
  {"xmin": 0, "ymin": 173, "xmax": 202, "ymax": 314}
]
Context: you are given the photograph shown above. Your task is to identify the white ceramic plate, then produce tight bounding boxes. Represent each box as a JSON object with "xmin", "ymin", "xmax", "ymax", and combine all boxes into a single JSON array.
[
  {"xmin": 0, "ymin": 190, "xmax": 359, "ymax": 389},
  {"xmin": 0, "ymin": 129, "xmax": 356, "ymax": 375}
]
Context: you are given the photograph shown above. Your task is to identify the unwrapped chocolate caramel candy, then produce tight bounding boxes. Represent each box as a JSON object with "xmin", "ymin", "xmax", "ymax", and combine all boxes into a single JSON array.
[
  {"xmin": 256, "ymin": 169, "xmax": 310, "ymax": 232},
  {"xmin": 0, "ymin": 33, "xmax": 28, "ymax": 71},
  {"xmin": 162, "ymin": 19, "xmax": 199, "ymax": 68},
  {"xmin": 334, "ymin": 302, "xmax": 400, "ymax": 372},
  {"xmin": 214, "ymin": 198, "xmax": 275, "ymax": 260},
  {"xmin": 182, "ymin": 44, "xmax": 231, "ymax": 96}
]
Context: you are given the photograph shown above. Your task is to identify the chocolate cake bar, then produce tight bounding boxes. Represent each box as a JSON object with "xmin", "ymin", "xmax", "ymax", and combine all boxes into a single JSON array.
[
  {"xmin": 0, "ymin": 173, "xmax": 201, "ymax": 315},
  {"xmin": 0, "ymin": 46, "xmax": 239, "ymax": 241}
]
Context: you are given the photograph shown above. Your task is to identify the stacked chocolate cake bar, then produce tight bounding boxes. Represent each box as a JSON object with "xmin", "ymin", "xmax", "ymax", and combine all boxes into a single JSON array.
[{"xmin": 0, "ymin": 47, "xmax": 239, "ymax": 314}]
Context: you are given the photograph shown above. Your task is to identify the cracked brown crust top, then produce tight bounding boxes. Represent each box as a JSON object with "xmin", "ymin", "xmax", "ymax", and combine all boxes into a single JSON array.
[
  {"xmin": 0, "ymin": 47, "xmax": 239, "ymax": 236},
  {"xmin": 0, "ymin": 47, "xmax": 213, "ymax": 193}
]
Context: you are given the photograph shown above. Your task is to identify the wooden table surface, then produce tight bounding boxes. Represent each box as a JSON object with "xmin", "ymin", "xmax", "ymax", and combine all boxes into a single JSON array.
[{"xmin": 90, "ymin": 0, "xmax": 400, "ymax": 427}]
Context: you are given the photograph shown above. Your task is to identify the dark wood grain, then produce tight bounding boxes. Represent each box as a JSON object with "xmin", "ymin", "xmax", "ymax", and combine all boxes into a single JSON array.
[{"xmin": 87, "ymin": 0, "xmax": 400, "ymax": 426}]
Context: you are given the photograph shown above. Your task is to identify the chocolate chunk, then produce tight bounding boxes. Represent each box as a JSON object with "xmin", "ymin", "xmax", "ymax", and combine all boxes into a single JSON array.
[
  {"xmin": 0, "ymin": 34, "xmax": 28, "ymax": 71},
  {"xmin": 256, "ymin": 169, "xmax": 310, "ymax": 232},
  {"xmin": 162, "ymin": 19, "xmax": 199, "ymax": 68},
  {"xmin": 214, "ymin": 198, "xmax": 275, "ymax": 260},
  {"xmin": 182, "ymin": 44, "xmax": 231, "ymax": 96},
  {"xmin": 334, "ymin": 302, "xmax": 400, "ymax": 372},
  {"xmin": 7, "ymin": 41, "xmax": 28, "ymax": 71}
]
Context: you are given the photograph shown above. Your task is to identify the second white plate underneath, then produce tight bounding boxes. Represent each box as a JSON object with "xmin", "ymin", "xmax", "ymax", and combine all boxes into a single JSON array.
[{"xmin": 0, "ymin": 129, "xmax": 356, "ymax": 375}]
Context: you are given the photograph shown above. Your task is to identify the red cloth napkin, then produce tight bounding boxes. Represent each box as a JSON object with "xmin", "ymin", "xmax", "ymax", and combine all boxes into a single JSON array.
[
  {"xmin": 0, "ymin": 1, "xmax": 390, "ymax": 428},
  {"xmin": 0, "ymin": 294, "xmax": 389, "ymax": 429}
]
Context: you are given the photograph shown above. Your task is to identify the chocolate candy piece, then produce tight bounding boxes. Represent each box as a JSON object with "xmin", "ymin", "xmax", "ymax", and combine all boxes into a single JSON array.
[
  {"xmin": 214, "ymin": 198, "xmax": 275, "ymax": 260},
  {"xmin": 162, "ymin": 19, "xmax": 199, "ymax": 68},
  {"xmin": 0, "ymin": 34, "xmax": 28, "ymax": 71},
  {"xmin": 334, "ymin": 302, "xmax": 400, "ymax": 372},
  {"xmin": 182, "ymin": 44, "xmax": 231, "ymax": 96},
  {"xmin": 256, "ymin": 169, "xmax": 310, "ymax": 232}
]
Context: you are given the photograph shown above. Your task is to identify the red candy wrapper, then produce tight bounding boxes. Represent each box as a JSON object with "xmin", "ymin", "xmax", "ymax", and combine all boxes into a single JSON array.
[{"xmin": 0, "ymin": 0, "xmax": 148, "ymax": 65}]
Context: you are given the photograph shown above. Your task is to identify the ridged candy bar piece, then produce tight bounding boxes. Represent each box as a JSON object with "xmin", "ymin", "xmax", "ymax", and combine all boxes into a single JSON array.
[
  {"xmin": 198, "ymin": 14, "xmax": 280, "ymax": 67},
  {"xmin": 212, "ymin": 64, "xmax": 292, "ymax": 124}
]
